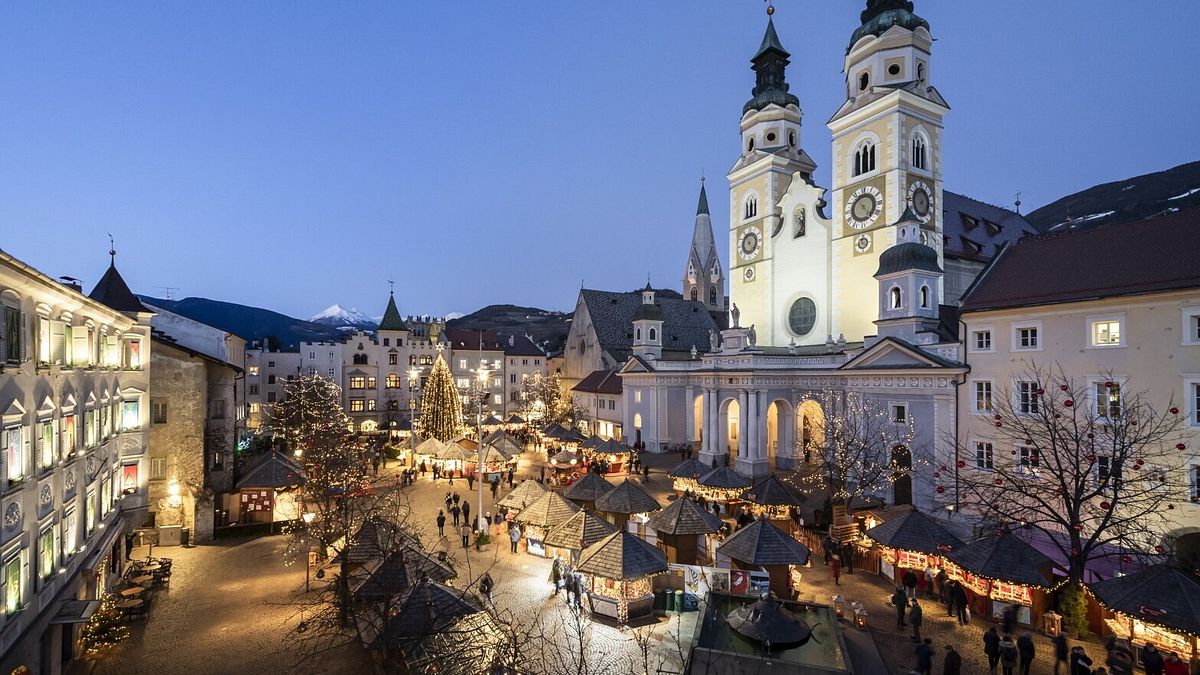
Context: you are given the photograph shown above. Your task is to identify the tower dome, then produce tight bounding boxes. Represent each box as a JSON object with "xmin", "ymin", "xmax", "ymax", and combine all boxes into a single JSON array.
[{"xmin": 849, "ymin": 0, "xmax": 930, "ymax": 52}]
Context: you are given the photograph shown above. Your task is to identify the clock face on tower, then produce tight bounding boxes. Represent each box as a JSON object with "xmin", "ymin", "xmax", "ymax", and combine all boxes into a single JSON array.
[
  {"xmin": 907, "ymin": 181, "xmax": 933, "ymax": 223},
  {"xmin": 738, "ymin": 226, "xmax": 763, "ymax": 261},
  {"xmin": 844, "ymin": 186, "xmax": 884, "ymax": 229},
  {"xmin": 854, "ymin": 233, "xmax": 872, "ymax": 253}
]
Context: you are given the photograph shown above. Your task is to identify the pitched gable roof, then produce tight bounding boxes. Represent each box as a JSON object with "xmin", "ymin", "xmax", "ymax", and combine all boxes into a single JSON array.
[
  {"xmin": 645, "ymin": 497, "xmax": 723, "ymax": 536},
  {"xmin": 580, "ymin": 288, "xmax": 718, "ymax": 362},
  {"xmin": 235, "ymin": 451, "xmax": 303, "ymax": 489},
  {"xmin": 503, "ymin": 335, "xmax": 545, "ymax": 357},
  {"xmin": 717, "ymin": 517, "xmax": 811, "ymax": 566},
  {"xmin": 1088, "ymin": 565, "xmax": 1200, "ymax": 638},
  {"xmin": 572, "ymin": 369, "xmax": 623, "ymax": 395},
  {"xmin": 960, "ymin": 207, "xmax": 1200, "ymax": 312},
  {"xmin": 839, "ymin": 337, "xmax": 960, "ymax": 370},
  {"xmin": 863, "ymin": 508, "xmax": 963, "ymax": 555},
  {"xmin": 378, "ymin": 293, "xmax": 409, "ymax": 331},
  {"xmin": 89, "ymin": 262, "xmax": 150, "ymax": 314}
]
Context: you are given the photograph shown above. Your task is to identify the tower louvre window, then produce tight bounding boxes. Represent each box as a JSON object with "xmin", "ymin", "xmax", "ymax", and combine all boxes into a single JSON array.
[
  {"xmin": 889, "ymin": 287, "xmax": 902, "ymax": 310},
  {"xmin": 912, "ymin": 134, "xmax": 928, "ymax": 170},
  {"xmin": 744, "ymin": 196, "xmax": 758, "ymax": 220},
  {"xmin": 920, "ymin": 286, "xmax": 930, "ymax": 308},
  {"xmin": 853, "ymin": 141, "xmax": 876, "ymax": 177}
]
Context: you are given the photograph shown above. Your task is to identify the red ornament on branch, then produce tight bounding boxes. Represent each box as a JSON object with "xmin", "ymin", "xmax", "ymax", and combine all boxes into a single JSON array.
[
  {"xmin": 1177, "ymin": 443, "xmax": 1187, "ymax": 451},
  {"xmin": 1170, "ymin": 407, "xmax": 1180, "ymax": 415},
  {"xmin": 995, "ymin": 422, "xmax": 1003, "ymax": 428},
  {"xmin": 936, "ymin": 486, "xmax": 945, "ymax": 494},
  {"xmin": 1036, "ymin": 388, "xmax": 1044, "ymax": 396},
  {"xmin": 1099, "ymin": 501, "xmax": 1111, "ymax": 510},
  {"xmin": 1155, "ymin": 545, "xmax": 1165, "ymax": 554},
  {"xmin": 1072, "ymin": 524, "xmax": 1083, "ymax": 532},
  {"xmin": 940, "ymin": 465, "xmax": 948, "ymax": 471},
  {"xmin": 956, "ymin": 460, "xmax": 966, "ymax": 468},
  {"xmin": 1063, "ymin": 400, "xmax": 1074, "ymax": 408},
  {"xmin": 1060, "ymin": 385, "xmax": 1069, "ymax": 391},
  {"xmin": 1086, "ymin": 455, "xmax": 1096, "ymax": 462},
  {"xmin": 994, "ymin": 478, "xmax": 1004, "ymax": 486},
  {"xmin": 933, "ymin": 472, "xmax": 941, "ymax": 479},
  {"xmin": 1104, "ymin": 381, "xmax": 1114, "ymax": 388}
]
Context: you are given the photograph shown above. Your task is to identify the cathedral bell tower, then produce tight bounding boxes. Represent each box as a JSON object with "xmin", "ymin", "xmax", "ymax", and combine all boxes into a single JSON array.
[
  {"xmin": 728, "ymin": 9, "xmax": 817, "ymax": 344},
  {"xmin": 683, "ymin": 180, "xmax": 728, "ymax": 327},
  {"xmin": 828, "ymin": 0, "xmax": 949, "ymax": 343}
]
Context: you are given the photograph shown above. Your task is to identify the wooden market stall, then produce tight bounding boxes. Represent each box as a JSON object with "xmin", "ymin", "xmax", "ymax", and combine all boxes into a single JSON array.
[
  {"xmin": 576, "ymin": 530, "xmax": 670, "ymax": 624},
  {"xmin": 945, "ymin": 529, "xmax": 1059, "ymax": 629},
  {"xmin": 863, "ymin": 508, "xmax": 963, "ymax": 583},
  {"xmin": 717, "ymin": 516, "xmax": 811, "ymax": 598},
  {"xmin": 695, "ymin": 466, "xmax": 752, "ymax": 504},
  {"xmin": 434, "ymin": 440, "xmax": 470, "ymax": 476},
  {"xmin": 468, "ymin": 443, "xmax": 516, "ymax": 483},
  {"xmin": 413, "ymin": 437, "xmax": 446, "ymax": 470},
  {"xmin": 740, "ymin": 474, "xmax": 805, "ymax": 527},
  {"xmin": 594, "ymin": 479, "xmax": 661, "ymax": 532},
  {"xmin": 645, "ymin": 496, "xmax": 723, "ymax": 565},
  {"xmin": 1088, "ymin": 564, "xmax": 1200, "ymax": 663},
  {"xmin": 513, "ymin": 491, "xmax": 581, "ymax": 557},
  {"xmin": 496, "ymin": 479, "xmax": 547, "ymax": 514},
  {"xmin": 231, "ymin": 450, "xmax": 304, "ymax": 525},
  {"xmin": 562, "ymin": 471, "xmax": 614, "ymax": 512},
  {"xmin": 669, "ymin": 458, "xmax": 711, "ymax": 494},
  {"xmin": 484, "ymin": 429, "xmax": 525, "ymax": 461},
  {"xmin": 542, "ymin": 510, "xmax": 617, "ymax": 564},
  {"xmin": 586, "ymin": 438, "xmax": 631, "ymax": 475}
]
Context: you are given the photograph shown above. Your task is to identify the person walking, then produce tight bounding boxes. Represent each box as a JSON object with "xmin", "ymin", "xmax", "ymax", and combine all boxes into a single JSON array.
[
  {"xmin": 892, "ymin": 586, "xmax": 909, "ymax": 629},
  {"xmin": 549, "ymin": 556, "xmax": 563, "ymax": 597},
  {"xmin": 491, "ymin": 478, "xmax": 500, "ymax": 500},
  {"xmin": 1002, "ymin": 605, "xmax": 1017, "ymax": 636},
  {"xmin": 945, "ymin": 579, "xmax": 958, "ymax": 617},
  {"xmin": 999, "ymin": 635, "xmax": 1019, "ymax": 675},
  {"xmin": 445, "ymin": 492, "xmax": 453, "ymax": 511},
  {"xmin": 902, "ymin": 569, "xmax": 919, "ymax": 600},
  {"xmin": 984, "ymin": 627, "xmax": 1002, "ymax": 674},
  {"xmin": 1069, "ymin": 646, "xmax": 1093, "ymax": 675},
  {"xmin": 1017, "ymin": 631, "xmax": 1036, "ymax": 675},
  {"xmin": 467, "ymin": 472, "xmax": 475, "ymax": 490},
  {"xmin": 509, "ymin": 523, "xmax": 521, "ymax": 553},
  {"xmin": 462, "ymin": 501, "xmax": 471, "ymax": 528},
  {"xmin": 450, "ymin": 504, "xmax": 461, "ymax": 527},
  {"xmin": 436, "ymin": 510, "xmax": 446, "ymax": 537},
  {"xmin": 420, "ymin": 461, "xmax": 427, "ymax": 477},
  {"xmin": 479, "ymin": 572, "xmax": 494, "ymax": 604},
  {"xmin": 1052, "ymin": 631, "xmax": 1069, "ymax": 675},
  {"xmin": 913, "ymin": 638, "xmax": 934, "ymax": 675},
  {"xmin": 831, "ymin": 555, "xmax": 842, "ymax": 586},
  {"xmin": 952, "ymin": 581, "xmax": 969, "ymax": 624},
  {"xmin": 910, "ymin": 601, "xmax": 924, "ymax": 642},
  {"xmin": 843, "ymin": 542, "xmax": 855, "ymax": 574},
  {"xmin": 371, "ymin": 453, "xmax": 381, "ymax": 476},
  {"xmin": 823, "ymin": 535, "xmax": 835, "ymax": 565},
  {"xmin": 507, "ymin": 467, "xmax": 514, "ymax": 487},
  {"xmin": 452, "ymin": 492, "xmax": 461, "ymax": 506},
  {"xmin": 943, "ymin": 645, "xmax": 962, "ymax": 675},
  {"xmin": 924, "ymin": 563, "xmax": 936, "ymax": 599},
  {"xmin": 572, "ymin": 571, "xmax": 584, "ymax": 608},
  {"xmin": 460, "ymin": 523, "xmax": 471, "ymax": 549},
  {"xmin": 1163, "ymin": 652, "xmax": 1188, "ymax": 675},
  {"xmin": 1142, "ymin": 644, "xmax": 1165, "ymax": 675}
]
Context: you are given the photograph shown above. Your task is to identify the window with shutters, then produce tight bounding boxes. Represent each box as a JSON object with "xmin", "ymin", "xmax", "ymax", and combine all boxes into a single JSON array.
[{"xmin": 3, "ymin": 306, "xmax": 21, "ymax": 364}]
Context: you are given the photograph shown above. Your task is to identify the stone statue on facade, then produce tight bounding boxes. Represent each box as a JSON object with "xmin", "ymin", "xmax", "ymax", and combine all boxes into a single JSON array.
[
  {"xmin": 731, "ymin": 303, "xmax": 740, "ymax": 328},
  {"xmin": 709, "ymin": 328, "xmax": 719, "ymax": 353},
  {"xmin": 748, "ymin": 324, "xmax": 757, "ymax": 346}
]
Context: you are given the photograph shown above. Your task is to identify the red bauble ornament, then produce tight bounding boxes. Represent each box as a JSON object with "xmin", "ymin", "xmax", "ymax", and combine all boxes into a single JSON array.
[
  {"xmin": 1036, "ymin": 388, "xmax": 1044, "ymax": 396},
  {"xmin": 1177, "ymin": 443, "xmax": 1187, "ymax": 451},
  {"xmin": 1155, "ymin": 545, "xmax": 1165, "ymax": 554},
  {"xmin": 933, "ymin": 472, "xmax": 941, "ymax": 479},
  {"xmin": 1072, "ymin": 524, "xmax": 1083, "ymax": 532},
  {"xmin": 1170, "ymin": 407, "xmax": 1180, "ymax": 415},
  {"xmin": 1099, "ymin": 501, "xmax": 1111, "ymax": 510},
  {"xmin": 956, "ymin": 460, "xmax": 966, "ymax": 468},
  {"xmin": 936, "ymin": 486, "xmax": 945, "ymax": 494},
  {"xmin": 994, "ymin": 478, "xmax": 1004, "ymax": 486},
  {"xmin": 1104, "ymin": 381, "xmax": 1114, "ymax": 388},
  {"xmin": 1060, "ymin": 385, "xmax": 1069, "ymax": 391},
  {"xmin": 940, "ymin": 465, "xmax": 948, "ymax": 471},
  {"xmin": 1064, "ymin": 400, "xmax": 1074, "ymax": 408},
  {"xmin": 1087, "ymin": 432, "xmax": 1094, "ymax": 439},
  {"xmin": 1086, "ymin": 455, "xmax": 1096, "ymax": 462},
  {"xmin": 1120, "ymin": 555, "xmax": 1132, "ymax": 564},
  {"xmin": 993, "ymin": 414, "xmax": 1002, "ymax": 421},
  {"xmin": 995, "ymin": 422, "xmax": 1003, "ymax": 428},
  {"xmin": 1054, "ymin": 414, "xmax": 1062, "ymax": 419},
  {"xmin": 1011, "ymin": 449, "xmax": 1018, "ymax": 455}
]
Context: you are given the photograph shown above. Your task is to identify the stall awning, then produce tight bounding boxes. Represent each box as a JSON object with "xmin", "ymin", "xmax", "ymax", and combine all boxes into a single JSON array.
[
  {"xmin": 1088, "ymin": 565, "xmax": 1200, "ymax": 638},
  {"xmin": 49, "ymin": 599, "xmax": 100, "ymax": 624}
]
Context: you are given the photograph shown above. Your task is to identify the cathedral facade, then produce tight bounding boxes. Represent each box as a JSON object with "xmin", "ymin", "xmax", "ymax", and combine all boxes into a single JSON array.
[{"xmin": 621, "ymin": 1, "xmax": 965, "ymax": 515}]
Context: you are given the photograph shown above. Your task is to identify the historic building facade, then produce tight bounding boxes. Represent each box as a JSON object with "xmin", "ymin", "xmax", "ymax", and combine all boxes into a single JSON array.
[{"xmin": 0, "ymin": 251, "xmax": 150, "ymax": 675}]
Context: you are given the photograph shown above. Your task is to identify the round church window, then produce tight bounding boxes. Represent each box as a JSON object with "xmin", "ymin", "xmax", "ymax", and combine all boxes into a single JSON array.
[{"xmin": 788, "ymin": 298, "xmax": 817, "ymax": 337}]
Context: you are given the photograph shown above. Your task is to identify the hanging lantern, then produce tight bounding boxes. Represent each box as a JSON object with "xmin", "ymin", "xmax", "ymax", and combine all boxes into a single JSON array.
[{"xmin": 1063, "ymin": 400, "xmax": 1074, "ymax": 408}]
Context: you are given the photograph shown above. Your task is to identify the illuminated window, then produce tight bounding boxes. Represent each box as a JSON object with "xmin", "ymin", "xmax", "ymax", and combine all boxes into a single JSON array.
[
  {"xmin": 1090, "ymin": 319, "xmax": 1122, "ymax": 347},
  {"xmin": 1094, "ymin": 382, "xmax": 1122, "ymax": 418},
  {"xmin": 4, "ymin": 553, "xmax": 25, "ymax": 614},
  {"xmin": 349, "ymin": 399, "xmax": 365, "ymax": 412},
  {"xmin": 39, "ymin": 528, "xmax": 55, "ymax": 580},
  {"xmin": 349, "ymin": 376, "xmax": 366, "ymax": 389},
  {"xmin": 38, "ymin": 420, "xmax": 54, "ymax": 470},
  {"xmin": 4, "ymin": 426, "xmax": 25, "ymax": 485}
]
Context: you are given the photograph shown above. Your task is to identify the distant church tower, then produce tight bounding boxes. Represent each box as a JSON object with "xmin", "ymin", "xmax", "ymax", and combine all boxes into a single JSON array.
[
  {"xmin": 683, "ymin": 180, "xmax": 728, "ymax": 327},
  {"xmin": 727, "ymin": 12, "xmax": 818, "ymax": 343},
  {"xmin": 828, "ymin": 0, "xmax": 949, "ymax": 343}
]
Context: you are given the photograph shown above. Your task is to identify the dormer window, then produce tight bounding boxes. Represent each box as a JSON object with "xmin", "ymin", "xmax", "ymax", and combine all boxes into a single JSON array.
[
  {"xmin": 853, "ymin": 141, "xmax": 876, "ymax": 177},
  {"xmin": 912, "ymin": 134, "xmax": 928, "ymax": 170},
  {"xmin": 889, "ymin": 287, "xmax": 902, "ymax": 310},
  {"xmin": 744, "ymin": 195, "xmax": 758, "ymax": 220},
  {"xmin": 920, "ymin": 286, "xmax": 930, "ymax": 308}
]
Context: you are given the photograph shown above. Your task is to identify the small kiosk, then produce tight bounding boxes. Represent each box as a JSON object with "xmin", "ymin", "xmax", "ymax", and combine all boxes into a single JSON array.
[
  {"xmin": 514, "ymin": 491, "xmax": 581, "ymax": 557},
  {"xmin": 669, "ymin": 458, "xmax": 711, "ymax": 494},
  {"xmin": 863, "ymin": 508, "xmax": 963, "ymax": 583},
  {"xmin": 576, "ymin": 531, "xmax": 669, "ymax": 624},
  {"xmin": 586, "ymin": 438, "xmax": 630, "ymax": 475},
  {"xmin": 740, "ymin": 475, "xmax": 805, "ymax": 526},
  {"xmin": 946, "ymin": 529, "xmax": 1059, "ymax": 628},
  {"xmin": 717, "ymin": 516, "xmax": 811, "ymax": 598},
  {"xmin": 496, "ymin": 479, "xmax": 547, "ymax": 514},
  {"xmin": 562, "ymin": 471, "xmax": 614, "ymax": 512},
  {"xmin": 696, "ymin": 466, "xmax": 752, "ymax": 504},
  {"xmin": 542, "ymin": 510, "xmax": 617, "ymax": 564},
  {"xmin": 645, "ymin": 497, "xmax": 723, "ymax": 565},
  {"xmin": 1088, "ymin": 564, "xmax": 1200, "ymax": 663},
  {"xmin": 594, "ymin": 479, "xmax": 661, "ymax": 532}
]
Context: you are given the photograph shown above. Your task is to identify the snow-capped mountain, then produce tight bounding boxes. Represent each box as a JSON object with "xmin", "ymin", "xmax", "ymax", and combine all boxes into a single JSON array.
[{"xmin": 309, "ymin": 304, "xmax": 378, "ymax": 330}]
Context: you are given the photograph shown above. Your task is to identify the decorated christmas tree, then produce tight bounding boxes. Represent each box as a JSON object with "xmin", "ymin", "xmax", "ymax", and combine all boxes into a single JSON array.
[
  {"xmin": 79, "ymin": 595, "xmax": 129, "ymax": 653},
  {"xmin": 419, "ymin": 354, "xmax": 463, "ymax": 441}
]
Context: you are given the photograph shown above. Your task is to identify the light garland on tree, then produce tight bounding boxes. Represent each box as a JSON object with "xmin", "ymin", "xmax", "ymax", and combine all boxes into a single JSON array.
[
  {"xmin": 418, "ymin": 355, "xmax": 464, "ymax": 442},
  {"xmin": 79, "ymin": 595, "xmax": 130, "ymax": 653}
]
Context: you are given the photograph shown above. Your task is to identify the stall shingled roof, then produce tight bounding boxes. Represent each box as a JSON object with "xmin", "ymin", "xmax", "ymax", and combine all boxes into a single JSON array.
[
  {"xmin": 948, "ymin": 529, "xmax": 1058, "ymax": 589},
  {"xmin": 236, "ymin": 450, "xmax": 303, "ymax": 490},
  {"xmin": 543, "ymin": 511, "xmax": 618, "ymax": 551},
  {"xmin": 698, "ymin": 466, "xmax": 752, "ymax": 490},
  {"xmin": 1088, "ymin": 565, "xmax": 1200, "ymax": 638},
  {"xmin": 669, "ymin": 458, "xmax": 711, "ymax": 479},
  {"xmin": 563, "ymin": 471, "xmax": 615, "ymax": 503},
  {"xmin": 646, "ymin": 497, "xmax": 723, "ymax": 536},
  {"xmin": 594, "ymin": 480, "xmax": 661, "ymax": 515},
  {"xmin": 863, "ymin": 508, "xmax": 964, "ymax": 556},
  {"xmin": 576, "ymin": 531, "xmax": 670, "ymax": 580},
  {"xmin": 496, "ymin": 479, "xmax": 548, "ymax": 510},
  {"xmin": 741, "ymin": 475, "xmax": 805, "ymax": 508},
  {"xmin": 718, "ymin": 517, "xmax": 811, "ymax": 566},
  {"xmin": 513, "ymin": 491, "xmax": 581, "ymax": 530}
]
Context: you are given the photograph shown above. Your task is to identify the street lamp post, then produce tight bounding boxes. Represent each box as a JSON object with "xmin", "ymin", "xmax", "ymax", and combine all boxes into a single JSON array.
[
  {"xmin": 302, "ymin": 511, "xmax": 316, "ymax": 592},
  {"xmin": 475, "ymin": 366, "xmax": 489, "ymax": 542}
]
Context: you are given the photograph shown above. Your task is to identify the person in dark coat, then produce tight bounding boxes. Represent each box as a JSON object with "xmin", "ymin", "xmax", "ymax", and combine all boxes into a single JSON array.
[
  {"xmin": 909, "ymin": 601, "xmax": 924, "ymax": 641},
  {"xmin": 461, "ymin": 501, "xmax": 471, "ymax": 527},
  {"xmin": 1142, "ymin": 644, "xmax": 1165, "ymax": 675},
  {"xmin": 450, "ymin": 504, "xmax": 461, "ymax": 526},
  {"xmin": 902, "ymin": 569, "xmax": 919, "ymax": 600},
  {"xmin": 436, "ymin": 510, "xmax": 446, "ymax": 536},
  {"xmin": 914, "ymin": 638, "xmax": 934, "ymax": 675},
  {"xmin": 1002, "ymin": 605, "xmax": 1017, "ymax": 635},
  {"xmin": 831, "ymin": 555, "xmax": 842, "ymax": 586},
  {"xmin": 892, "ymin": 586, "xmax": 909, "ymax": 629},
  {"xmin": 1017, "ymin": 632, "xmax": 1036, "ymax": 675},
  {"xmin": 999, "ymin": 635, "xmax": 1019, "ymax": 675},
  {"xmin": 1069, "ymin": 646, "xmax": 1093, "ymax": 675},
  {"xmin": 943, "ymin": 645, "xmax": 962, "ymax": 675},
  {"xmin": 1052, "ymin": 632, "xmax": 1069, "ymax": 675},
  {"xmin": 823, "ymin": 535, "xmax": 835, "ymax": 565},
  {"xmin": 842, "ymin": 541, "xmax": 855, "ymax": 573},
  {"xmin": 952, "ymin": 582, "xmax": 969, "ymax": 624},
  {"xmin": 479, "ymin": 572, "xmax": 494, "ymax": 604},
  {"xmin": 984, "ymin": 627, "xmax": 1002, "ymax": 674},
  {"xmin": 549, "ymin": 556, "xmax": 563, "ymax": 597}
]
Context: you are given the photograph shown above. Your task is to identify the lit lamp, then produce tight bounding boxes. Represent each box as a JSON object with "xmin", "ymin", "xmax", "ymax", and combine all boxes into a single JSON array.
[
  {"xmin": 832, "ymin": 594, "xmax": 846, "ymax": 619},
  {"xmin": 302, "ymin": 511, "xmax": 316, "ymax": 525},
  {"xmin": 166, "ymin": 480, "xmax": 182, "ymax": 508},
  {"xmin": 852, "ymin": 600, "xmax": 868, "ymax": 629}
]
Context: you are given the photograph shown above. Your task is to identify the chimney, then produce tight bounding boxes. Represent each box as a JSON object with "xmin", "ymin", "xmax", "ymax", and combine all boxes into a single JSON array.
[{"xmin": 59, "ymin": 276, "xmax": 83, "ymax": 294}]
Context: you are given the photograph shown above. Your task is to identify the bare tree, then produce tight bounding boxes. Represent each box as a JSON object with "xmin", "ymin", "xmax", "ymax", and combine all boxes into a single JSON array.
[
  {"xmin": 793, "ymin": 391, "xmax": 919, "ymax": 536},
  {"xmin": 955, "ymin": 367, "xmax": 1189, "ymax": 584}
]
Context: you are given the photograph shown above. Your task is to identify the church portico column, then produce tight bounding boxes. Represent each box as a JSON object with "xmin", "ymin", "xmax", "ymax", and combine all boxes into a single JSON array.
[
  {"xmin": 737, "ymin": 390, "xmax": 749, "ymax": 460},
  {"xmin": 685, "ymin": 385, "xmax": 696, "ymax": 446},
  {"xmin": 700, "ymin": 388, "xmax": 720, "ymax": 467},
  {"xmin": 741, "ymin": 389, "xmax": 770, "ymax": 478}
]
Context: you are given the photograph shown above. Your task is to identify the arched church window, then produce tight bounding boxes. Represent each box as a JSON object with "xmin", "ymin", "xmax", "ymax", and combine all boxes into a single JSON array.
[
  {"xmin": 917, "ymin": 62, "xmax": 926, "ymax": 81},
  {"xmin": 912, "ymin": 134, "xmax": 928, "ymax": 170},
  {"xmin": 648, "ymin": 328, "xmax": 657, "ymax": 342},
  {"xmin": 853, "ymin": 141, "xmax": 876, "ymax": 177},
  {"xmin": 744, "ymin": 195, "xmax": 758, "ymax": 220},
  {"xmin": 890, "ymin": 287, "xmax": 903, "ymax": 310},
  {"xmin": 635, "ymin": 328, "xmax": 642, "ymax": 341},
  {"xmin": 858, "ymin": 72, "xmax": 870, "ymax": 91},
  {"xmin": 690, "ymin": 288, "xmax": 698, "ymax": 301},
  {"xmin": 747, "ymin": 137, "xmax": 755, "ymax": 152},
  {"xmin": 788, "ymin": 131, "xmax": 796, "ymax": 147},
  {"xmin": 708, "ymin": 287, "xmax": 717, "ymax": 306},
  {"xmin": 920, "ymin": 286, "xmax": 930, "ymax": 308},
  {"xmin": 793, "ymin": 207, "xmax": 806, "ymax": 238}
]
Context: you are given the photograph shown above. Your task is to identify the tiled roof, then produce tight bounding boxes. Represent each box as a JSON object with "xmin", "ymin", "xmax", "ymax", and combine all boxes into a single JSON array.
[
  {"xmin": 513, "ymin": 491, "xmax": 580, "ymax": 529},
  {"xmin": 740, "ymin": 475, "xmax": 805, "ymax": 508},
  {"xmin": 863, "ymin": 508, "xmax": 963, "ymax": 556},
  {"xmin": 342, "ymin": 516, "xmax": 417, "ymax": 564},
  {"xmin": 1088, "ymin": 565, "xmax": 1200, "ymax": 638},
  {"xmin": 698, "ymin": 466, "xmax": 752, "ymax": 490},
  {"xmin": 594, "ymin": 480, "xmax": 661, "ymax": 515},
  {"xmin": 572, "ymin": 369, "xmax": 623, "ymax": 395},
  {"xmin": 496, "ymin": 479, "xmax": 547, "ymax": 510},
  {"xmin": 592, "ymin": 439, "xmax": 631, "ymax": 456},
  {"xmin": 235, "ymin": 451, "xmax": 302, "ymax": 489},
  {"xmin": 941, "ymin": 191, "xmax": 1040, "ymax": 263},
  {"xmin": 717, "ymin": 518, "xmax": 811, "ymax": 566},
  {"xmin": 576, "ymin": 531, "xmax": 669, "ymax": 580},
  {"xmin": 543, "ymin": 511, "xmax": 617, "ymax": 551},
  {"xmin": 380, "ymin": 580, "xmax": 481, "ymax": 647},
  {"xmin": 669, "ymin": 458, "xmax": 711, "ymax": 480},
  {"xmin": 562, "ymin": 471, "xmax": 614, "ymax": 503},
  {"xmin": 646, "ymin": 497, "xmax": 723, "ymax": 536},
  {"xmin": 580, "ymin": 288, "xmax": 719, "ymax": 363},
  {"xmin": 378, "ymin": 293, "xmax": 409, "ymax": 331},
  {"xmin": 960, "ymin": 207, "xmax": 1200, "ymax": 312},
  {"xmin": 504, "ymin": 335, "xmax": 545, "ymax": 357},
  {"xmin": 948, "ymin": 530, "xmax": 1057, "ymax": 589},
  {"xmin": 89, "ymin": 262, "xmax": 150, "ymax": 314},
  {"xmin": 443, "ymin": 328, "xmax": 504, "ymax": 351}
]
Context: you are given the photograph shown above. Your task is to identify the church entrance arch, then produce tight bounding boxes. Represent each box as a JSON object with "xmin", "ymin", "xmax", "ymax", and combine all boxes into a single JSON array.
[
  {"xmin": 718, "ymin": 398, "xmax": 740, "ymax": 466},
  {"xmin": 797, "ymin": 399, "xmax": 826, "ymax": 465},
  {"xmin": 765, "ymin": 399, "xmax": 795, "ymax": 472},
  {"xmin": 692, "ymin": 394, "xmax": 704, "ymax": 450},
  {"xmin": 892, "ymin": 445, "xmax": 913, "ymax": 506}
]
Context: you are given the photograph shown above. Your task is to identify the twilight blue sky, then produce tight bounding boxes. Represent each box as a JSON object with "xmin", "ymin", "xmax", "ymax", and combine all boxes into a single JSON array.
[{"xmin": 1, "ymin": 2, "xmax": 1197, "ymax": 319}]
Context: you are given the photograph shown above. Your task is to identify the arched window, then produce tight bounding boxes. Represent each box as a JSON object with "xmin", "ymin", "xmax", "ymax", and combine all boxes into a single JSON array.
[
  {"xmin": 708, "ymin": 287, "xmax": 717, "ymax": 306},
  {"xmin": 788, "ymin": 131, "xmax": 796, "ymax": 147},
  {"xmin": 744, "ymin": 195, "xmax": 758, "ymax": 220},
  {"xmin": 853, "ymin": 141, "xmax": 876, "ymax": 177},
  {"xmin": 633, "ymin": 413, "xmax": 642, "ymax": 429},
  {"xmin": 858, "ymin": 71, "xmax": 870, "ymax": 91},
  {"xmin": 920, "ymin": 285, "xmax": 929, "ymax": 308},
  {"xmin": 690, "ymin": 288, "xmax": 698, "ymax": 301},
  {"xmin": 917, "ymin": 62, "xmax": 926, "ymax": 82},
  {"xmin": 635, "ymin": 327, "xmax": 642, "ymax": 341},
  {"xmin": 889, "ymin": 287, "xmax": 902, "ymax": 310},
  {"xmin": 747, "ymin": 136, "xmax": 755, "ymax": 152},
  {"xmin": 912, "ymin": 134, "xmax": 928, "ymax": 170},
  {"xmin": 793, "ymin": 207, "xmax": 806, "ymax": 238},
  {"xmin": 648, "ymin": 327, "xmax": 657, "ymax": 342}
]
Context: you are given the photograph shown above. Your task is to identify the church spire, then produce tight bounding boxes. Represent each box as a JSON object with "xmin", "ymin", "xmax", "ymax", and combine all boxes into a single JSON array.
[
  {"xmin": 744, "ymin": 15, "xmax": 800, "ymax": 114},
  {"xmin": 683, "ymin": 179, "xmax": 724, "ymax": 316},
  {"xmin": 696, "ymin": 179, "xmax": 709, "ymax": 216},
  {"xmin": 378, "ymin": 290, "xmax": 409, "ymax": 332}
]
